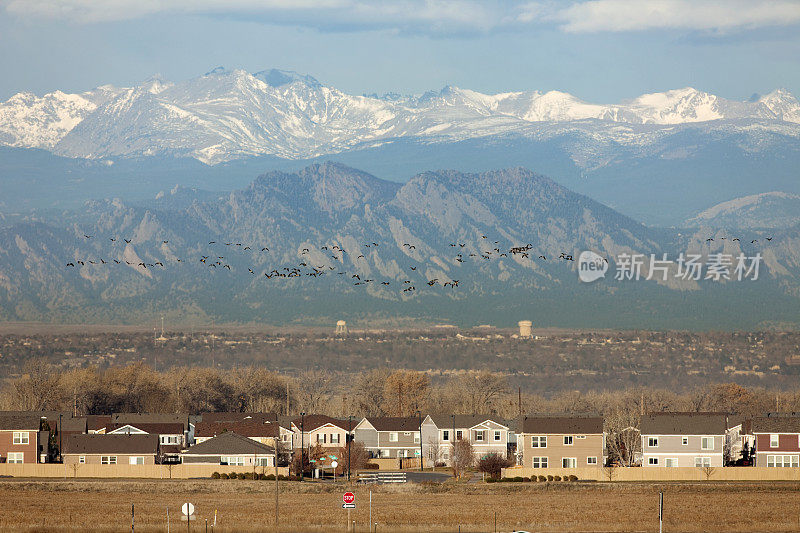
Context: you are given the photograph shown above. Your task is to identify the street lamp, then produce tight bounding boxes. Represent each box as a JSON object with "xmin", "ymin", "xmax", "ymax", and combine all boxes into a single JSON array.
[
  {"xmin": 347, "ymin": 415, "xmax": 352, "ymax": 482},
  {"xmin": 300, "ymin": 412, "xmax": 305, "ymax": 481},
  {"xmin": 417, "ymin": 410, "xmax": 423, "ymax": 472},
  {"xmin": 451, "ymin": 414, "xmax": 456, "ymax": 468}
]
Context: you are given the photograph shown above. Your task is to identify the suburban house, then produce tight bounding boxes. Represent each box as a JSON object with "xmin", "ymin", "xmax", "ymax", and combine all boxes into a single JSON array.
[
  {"xmin": 110, "ymin": 413, "xmax": 193, "ymax": 444},
  {"xmin": 353, "ymin": 417, "xmax": 422, "ymax": 459},
  {"xmin": 517, "ymin": 415, "xmax": 605, "ymax": 469},
  {"xmin": 0, "ymin": 413, "xmax": 49, "ymax": 464},
  {"xmin": 194, "ymin": 420, "xmax": 280, "ymax": 446},
  {"xmin": 421, "ymin": 415, "xmax": 510, "ymax": 465},
  {"xmin": 290, "ymin": 415, "xmax": 352, "ymax": 451},
  {"xmin": 107, "ymin": 422, "xmax": 187, "ymax": 463},
  {"xmin": 640, "ymin": 412, "xmax": 732, "ymax": 467},
  {"xmin": 180, "ymin": 431, "xmax": 275, "ymax": 467},
  {"xmin": 751, "ymin": 414, "xmax": 800, "ymax": 467},
  {"xmin": 86, "ymin": 415, "xmax": 112, "ymax": 434},
  {"xmin": 62, "ymin": 434, "xmax": 160, "ymax": 465}
]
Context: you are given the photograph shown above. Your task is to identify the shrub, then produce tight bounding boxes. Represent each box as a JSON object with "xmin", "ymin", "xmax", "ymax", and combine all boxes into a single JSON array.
[
  {"xmin": 553, "ymin": 475, "xmax": 561, "ymax": 481},
  {"xmin": 538, "ymin": 475, "xmax": 547, "ymax": 482},
  {"xmin": 211, "ymin": 472, "xmax": 220, "ymax": 479},
  {"xmin": 237, "ymin": 473, "xmax": 246, "ymax": 480},
  {"xmin": 523, "ymin": 477, "xmax": 531, "ymax": 482},
  {"xmin": 513, "ymin": 476, "xmax": 524, "ymax": 482},
  {"xmin": 220, "ymin": 473, "xmax": 229, "ymax": 479},
  {"xmin": 547, "ymin": 475, "xmax": 554, "ymax": 482},
  {"xmin": 362, "ymin": 463, "xmax": 379, "ymax": 470},
  {"xmin": 264, "ymin": 474, "xmax": 275, "ymax": 480},
  {"xmin": 243, "ymin": 472, "xmax": 254, "ymax": 480},
  {"xmin": 568, "ymin": 475, "xmax": 578, "ymax": 482},
  {"xmin": 477, "ymin": 453, "xmax": 515, "ymax": 480},
  {"xmin": 486, "ymin": 477, "xmax": 497, "ymax": 483},
  {"xmin": 229, "ymin": 472, "xmax": 238, "ymax": 479}
]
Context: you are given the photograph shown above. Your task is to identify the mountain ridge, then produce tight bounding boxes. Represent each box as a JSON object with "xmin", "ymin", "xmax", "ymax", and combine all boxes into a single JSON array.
[{"xmin": 2, "ymin": 68, "xmax": 799, "ymax": 165}]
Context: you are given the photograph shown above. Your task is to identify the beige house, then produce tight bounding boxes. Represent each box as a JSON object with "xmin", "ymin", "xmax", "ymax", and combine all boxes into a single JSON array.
[
  {"xmin": 353, "ymin": 417, "xmax": 422, "ymax": 459},
  {"xmin": 62, "ymin": 434, "xmax": 160, "ymax": 465},
  {"xmin": 518, "ymin": 415, "xmax": 605, "ymax": 469},
  {"xmin": 291, "ymin": 415, "xmax": 351, "ymax": 451}
]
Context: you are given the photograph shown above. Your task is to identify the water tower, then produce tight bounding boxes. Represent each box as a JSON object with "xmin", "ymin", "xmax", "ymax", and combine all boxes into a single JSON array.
[
  {"xmin": 518, "ymin": 320, "xmax": 533, "ymax": 338},
  {"xmin": 335, "ymin": 320, "xmax": 348, "ymax": 336}
]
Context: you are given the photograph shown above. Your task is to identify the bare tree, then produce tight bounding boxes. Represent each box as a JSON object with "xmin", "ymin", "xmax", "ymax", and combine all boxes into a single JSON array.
[
  {"xmin": 383, "ymin": 370, "xmax": 429, "ymax": 416},
  {"xmin": 295, "ymin": 370, "xmax": 334, "ymax": 413},
  {"xmin": 352, "ymin": 368, "xmax": 391, "ymax": 416},
  {"xmin": 452, "ymin": 439, "xmax": 474, "ymax": 479}
]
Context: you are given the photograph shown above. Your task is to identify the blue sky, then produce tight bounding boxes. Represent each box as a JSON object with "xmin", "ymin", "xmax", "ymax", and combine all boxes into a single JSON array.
[{"xmin": 1, "ymin": 0, "xmax": 800, "ymax": 102}]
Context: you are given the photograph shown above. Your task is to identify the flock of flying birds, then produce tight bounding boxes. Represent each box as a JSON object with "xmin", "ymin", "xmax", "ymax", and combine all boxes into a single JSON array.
[{"xmin": 65, "ymin": 232, "xmax": 776, "ymax": 293}]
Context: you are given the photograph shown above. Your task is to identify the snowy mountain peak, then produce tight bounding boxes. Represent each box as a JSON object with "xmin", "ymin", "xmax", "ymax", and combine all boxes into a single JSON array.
[{"xmin": 1, "ymin": 68, "xmax": 798, "ymax": 164}]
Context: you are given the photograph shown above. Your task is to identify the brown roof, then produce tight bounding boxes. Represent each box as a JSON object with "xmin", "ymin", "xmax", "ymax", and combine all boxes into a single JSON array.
[
  {"xmin": 111, "ymin": 413, "xmax": 190, "ymax": 429},
  {"xmin": 86, "ymin": 415, "xmax": 111, "ymax": 431},
  {"xmin": 292, "ymin": 415, "xmax": 350, "ymax": 432},
  {"xmin": 364, "ymin": 417, "xmax": 421, "ymax": 432},
  {"xmin": 182, "ymin": 432, "xmax": 274, "ymax": 456},
  {"xmin": 108, "ymin": 422, "xmax": 185, "ymax": 435},
  {"xmin": 200, "ymin": 412, "xmax": 277, "ymax": 424},
  {"xmin": 751, "ymin": 416, "xmax": 800, "ymax": 434},
  {"xmin": 63, "ymin": 434, "xmax": 159, "ymax": 455},
  {"xmin": 0, "ymin": 413, "xmax": 43, "ymax": 431},
  {"xmin": 640, "ymin": 412, "xmax": 728, "ymax": 436},
  {"xmin": 519, "ymin": 415, "xmax": 604, "ymax": 435},
  {"xmin": 195, "ymin": 420, "xmax": 279, "ymax": 438}
]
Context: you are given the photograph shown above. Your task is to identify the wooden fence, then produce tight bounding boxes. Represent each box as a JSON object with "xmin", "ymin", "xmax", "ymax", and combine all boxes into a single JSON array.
[
  {"xmin": 502, "ymin": 466, "xmax": 800, "ymax": 482},
  {"xmin": 0, "ymin": 463, "xmax": 289, "ymax": 479}
]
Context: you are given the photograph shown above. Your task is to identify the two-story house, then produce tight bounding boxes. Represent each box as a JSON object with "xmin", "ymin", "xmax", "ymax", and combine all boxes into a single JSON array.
[
  {"xmin": 0, "ymin": 413, "xmax": 49, "ymax": 464},
  {"xmin": 421, "ymin": 415, "xmax": 509, "ymax": 465},
  {"xmin": 517, "ymin": 415, "xmax": 605, "ymax": 469},
  {"xmin": 751, "ymin": 414, "xmax": 800, "ymax": 467},
  {"xmin": 181, "ymin": 432, "xmax": 275, "ymax": 467},
  {"xmin": 353, "ymin": 417, "xmax": 421, "ymax": 459},
  {"xmin": 194, "ymin": 420, "xmax": 280, "ymax": 447},
  {"xmin": 640, "ymin": 412, "xmax": 731, "ymax": 467},
  {"xmin": 291, "ymin": 415, "xmax": 351, "ymax": 451}
]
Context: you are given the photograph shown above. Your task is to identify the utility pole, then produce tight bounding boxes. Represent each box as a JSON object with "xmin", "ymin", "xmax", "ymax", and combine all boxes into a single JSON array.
[
  {"xmin": 518, "ymin": 387, "xmax": 521, "ymax": 416},
  {"xmin": 274, "ymin": 444, "xmax": 279, "ymax": 527},
  {"xmin": 417, "ymin": 410, "xmax": 423, "ymax": 471},
  {"xmin": 285, "ymin": 381, "xmax": 290, "ymax": 416},
  {"xmin": 299, "ymin": 412, "xmax": 305, "ymax": 481},
  {"xmin": 398, "ymin": 382, "xmax": 403, "ymax": 417},
  {"xmin": 347, "ymin": 415, "xmax": 352, "ymax": 482}
]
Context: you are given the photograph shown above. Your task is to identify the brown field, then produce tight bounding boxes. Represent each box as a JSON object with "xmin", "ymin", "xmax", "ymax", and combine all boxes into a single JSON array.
[{"xmin": 0, "ymin": 480, "xmax": 799, "ymax": 532}]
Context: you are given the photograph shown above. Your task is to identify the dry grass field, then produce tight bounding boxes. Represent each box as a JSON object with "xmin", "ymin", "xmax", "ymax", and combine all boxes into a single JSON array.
[{"xmin": 0, "ymin": 479, "xmax": 798, "ymax": 532}]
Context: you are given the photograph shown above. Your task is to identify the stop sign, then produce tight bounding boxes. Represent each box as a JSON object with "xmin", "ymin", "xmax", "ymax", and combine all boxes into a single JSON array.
[{"xmin": 343, "ymin": 492, "xmax": 355, "ymax": 504}]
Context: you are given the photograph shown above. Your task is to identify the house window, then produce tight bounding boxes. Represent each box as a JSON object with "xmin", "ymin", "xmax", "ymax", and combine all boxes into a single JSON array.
[
  {"xmin": 7, "ymin": 452, "xmax": 23, "ymax": 464},
  {"xmin": 577, "ymin": 435, "xmax": 586, "ymax": 439},
  {"xmin": 456, "ymin": 430, "xmax": 463, "ymax": 441},
  {"xmin": 222, "ymin": 456, "xmax": 245, "ymax": 466},
  {"xmin": 531, "ymin": 457, "xmax": 548, "ymax": 468},
  {"xmin": 129, "ymin": 456, "xmax": 145, "ymax": 465},
  {"xmin": 12, "ymin": 432, "xmax": 29, "ymax": 445},
  {"xmin": 648, "ymin": 437, "xmax": 659, "ymax": 448},
  {"xmin": 648, "ymin": 457, "xmax": 659, "ymax": 466},
  {"xmin": 770, "ymin": 434, "xmax": 779, "ymax": 448},
  {"xmin": 317, "ymin": 433, "xmax": 326, "ymax": 444},
  {"xmin": 79, "ymin": 456, "xmax": 85, "ymax": 464},
  {"xmin": 256, "ymin": 457, "xmax": 270, "ymax": 466},
  {"xmin": 563, "ymin": 436, "xmax": 573, "ymax": 446},
  {"xmin": 665, "ymin": 458, "xmax": 678, "ymax": 467},
  {"xmin": 531, "ymin": 436, "xmax": 547, "ymax": 448},
  {"xmin": 414, "ymin": 433, "xmax": 420, "ymax": 443},
  {"xmin": 587, "ymin": 457, "xmax": 597, "ymax": 465},
  {"xmin": 701, "ymin": 437, "xmax": 713, "ymax": 450},
  {"xmin": 494, "ymin": 431, "xmax": 501, "ymax": 441},
  {"xmin": 380, "ymin": 449, "xmax": 389, "ymax": 458},
  {"xmin": 160, "ymin": 435, "xmax": 180, "ymax": 445},
  {"xmin": 442, "ymin": 430, "xmax": 450, "ymax": 441},
  {"xmin": 331, "ymin": 433, "xmax": 340, "ymax": 444},
  {"xmin": 474, "ymin": 431, "xmax": 485, "ymax": 442},
  {"xmin": 682, "ymin": 437, "xmax": 689, "ymax": 445},
  {"xmin": 767, "ymin": 455, "xmax": 800, "ymax": 467},
  {"xmin": 562, "ymin": 457, "xmax": 577, "ymax": 468},
  {"xmin": 101, "ymin": 456, "xmax": 117, "ymax": 465},
  {"xmin": 694, "ymin": 457, "xmax": 711, "ymax": 468},
  {"xmin": 389, "ymin": 432, "xmax": 398, "ymax": 442}
]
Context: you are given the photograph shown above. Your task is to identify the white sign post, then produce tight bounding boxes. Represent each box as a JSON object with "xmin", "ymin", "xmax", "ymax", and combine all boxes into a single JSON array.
[
  {"xmin": 332, "ymin": 460, "xmax": 338, "ymax": 482},
  {"xmin": 343, "ymin": 492, "xmax": 355, "ymax": 531}
]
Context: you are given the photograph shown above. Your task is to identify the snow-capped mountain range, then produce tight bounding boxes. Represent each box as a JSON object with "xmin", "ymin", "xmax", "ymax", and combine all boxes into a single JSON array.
[{"xmin": 2, "ymin": 67, "xmax": 799, "ymax": 165}]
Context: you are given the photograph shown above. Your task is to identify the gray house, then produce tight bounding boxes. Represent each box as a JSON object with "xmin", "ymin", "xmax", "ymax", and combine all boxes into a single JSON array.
[
  {"xmin": 421, "ymin": 415, "xmax": 510, "ymax": 466},
  {"xmin": 640, "ymin": 412, "xmax": 733, "ymax": 467},
  {"xmin": 353, "ymin": 417, "xmax": 422, "ymax": 459}
]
